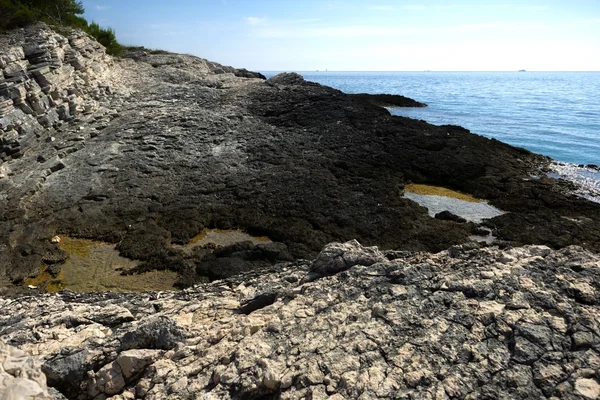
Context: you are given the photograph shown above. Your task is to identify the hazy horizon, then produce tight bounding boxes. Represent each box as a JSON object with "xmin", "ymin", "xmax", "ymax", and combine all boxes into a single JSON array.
[{"xmin": 82, "ymin": 0, "xmax": 600, "ymax": 72}]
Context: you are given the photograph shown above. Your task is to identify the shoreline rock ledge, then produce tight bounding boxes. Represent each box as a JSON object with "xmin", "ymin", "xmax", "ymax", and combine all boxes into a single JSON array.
[
  {"xmin": 1, "ymin": 24, "xmax": 599, "ymax": 293},
  {"xmin": 2, "ymin": 241, "xmax": 600, "ymax": 399}
]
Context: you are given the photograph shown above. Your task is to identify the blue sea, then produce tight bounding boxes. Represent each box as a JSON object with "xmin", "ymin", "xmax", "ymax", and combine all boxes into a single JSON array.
[{"xmin": 263, "ymin": 71, "xmax": 600, "ymax": 201}]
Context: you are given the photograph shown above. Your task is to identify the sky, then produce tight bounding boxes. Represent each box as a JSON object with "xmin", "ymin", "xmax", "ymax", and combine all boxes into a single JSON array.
[{"xmin": 81, "ymin": 0, "xmax": 600, "ymax": 71}]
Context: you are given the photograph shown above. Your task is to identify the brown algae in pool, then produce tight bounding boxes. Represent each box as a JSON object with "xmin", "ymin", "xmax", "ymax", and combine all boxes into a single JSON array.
[
  {"xmin": 404, "ymin": 184, "xmax": 484, "ymax": 203},
  {"xmin": 182, "ymin": 229, "xmax": 271, "ymax": 249},
  {"xmin": 25, "ymin": 237, "xmax": 178, "ymax": 293},
  {"xmin": 24, "ymin": 265, "xmax": 64, "ymax": 293},
  {"xmin": 26, "ymin": 230, "xmax": 271, "ymax": 293}
]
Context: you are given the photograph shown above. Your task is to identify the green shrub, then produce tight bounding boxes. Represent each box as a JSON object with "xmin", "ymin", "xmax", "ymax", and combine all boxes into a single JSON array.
[
  {"xmin": 0, "ymin": 0, "xmax": 38, "ymax": 30},
  {"xmin": 85, "ymin": 21, "xmax": 122, "ymax": 55},
  {"xmin": 21, "ymin": 0, "xmax": 84, "ymax": 25}
]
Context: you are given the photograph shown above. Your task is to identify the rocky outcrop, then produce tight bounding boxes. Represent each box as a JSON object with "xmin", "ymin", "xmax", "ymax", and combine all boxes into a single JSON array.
[
  {"xmin": 349, "ymin": 93, "xmax": 428, "ymax": 108},
  {"xmin": 2, "ymin": 241, "xmax": 600, "ymax": 399},
  {"xmin": 0, "ymin": 23, "xmax": 120, "ymax": 161},
  {"xmin": 1, "ymin": 24, "xmax": 600, "ymax": 294}
]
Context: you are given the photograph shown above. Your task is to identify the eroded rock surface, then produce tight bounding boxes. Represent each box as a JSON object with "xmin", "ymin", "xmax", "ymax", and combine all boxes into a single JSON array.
[
  {"xmin": 1, "ymin": 24, "xmax": 600, "ymax": 294},
  {"xmin": 2, "ymin": 241, "xmax": 600, "ymax": 399}
]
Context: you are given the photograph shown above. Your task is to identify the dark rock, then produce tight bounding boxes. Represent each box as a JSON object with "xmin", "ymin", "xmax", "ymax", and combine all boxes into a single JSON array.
[
  {"xmin": 41, "ymin": 248, "xmax": 69, "ymax": 265},
  {"xmin": 196, "ymin": 257, "xmax": 266, "ymax": 281},
  {"xmin": 42, "ymin": 350, "xmax": 90, "ymax": 397},
  {"xmin": 233, "ymin": 68, "xmax": 266, "ymax": 80},
  {"xmin": 512, "ymin": 336, "xmax": 544, "ymax": 365},
  {"xmin": 517, "ymin": 323, "xmax": 553, "ymax": 348},
  {"xmin": 267, "ymin": 72, "xmax": 307, "ymax": 86},
  {"xmin": 435, "ymin": 210, "xmax": 467, "ymax": 223},
  {"xmin": 239, "ymin": 292, "xmax": 278, "ymax": 315},
  {"xmin": 348, "ymin": 93, "xmax": 427, "ymax": 108},
  {"xmin": 257, "ymin": 242, "xmax": 294, "ymax": 262},
  {"xmin": 120, "ymin": 316, "xmax": 185, "ymax": 351}
]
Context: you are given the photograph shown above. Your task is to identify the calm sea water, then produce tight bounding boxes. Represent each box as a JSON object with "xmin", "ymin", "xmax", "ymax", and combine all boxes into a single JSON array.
[
  {"xmin": 262, "ymin": 71, "xmax": 600, "ymax": 201},
  {"xmin": 263, "ymin": 71, "xmax": 600, "ymax": 166}
]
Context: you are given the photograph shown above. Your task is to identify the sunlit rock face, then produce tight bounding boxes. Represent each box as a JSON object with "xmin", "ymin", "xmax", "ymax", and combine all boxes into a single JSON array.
[
  {"xmin": 2, "ymin": 241, "xmax": 600, "ymax": 399},
  {"xmin": 0, "ymin": 23, "xmax": 119, "ymax": 161}
]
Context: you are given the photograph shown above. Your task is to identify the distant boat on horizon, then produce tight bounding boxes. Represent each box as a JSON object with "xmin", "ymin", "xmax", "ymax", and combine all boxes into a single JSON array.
[{"xmin": 518, "ymin": 69, "xmax": 526, "ymax": 72}]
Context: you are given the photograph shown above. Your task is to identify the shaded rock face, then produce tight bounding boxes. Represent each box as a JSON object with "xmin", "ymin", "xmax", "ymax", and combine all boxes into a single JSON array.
[
  {"xmin": 1, "ymin": 24, "xmax": 600, "ymax": 291},
  {"xmin": 2, "ymin": 241, "xmax": 600, "ymax": 399}
]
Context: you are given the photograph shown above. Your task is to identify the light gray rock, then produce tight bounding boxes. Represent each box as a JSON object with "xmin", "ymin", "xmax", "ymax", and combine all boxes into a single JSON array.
[
  {"xmin": 0, "ymin": 339, "xmax": 52, "ymax": 399},
  {"xmin": 1, "ymin": 242, "xmax": 600, "ymax": 399},
  {"xmin": 309, "ymin": 239, "xmax": 386, "ymax": 277},
  {"xmin": 0, "ymin": 23, "xmax": 120, "ymax": 161}
]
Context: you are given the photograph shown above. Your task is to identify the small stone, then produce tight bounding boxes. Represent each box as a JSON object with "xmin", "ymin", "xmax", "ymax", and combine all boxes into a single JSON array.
[
  {"xmin": 116, "ymin": 349, "xmax": 161, "ymax": 380},
  {"xmin": 51, "ymin": 235, "xmax": 61, "ymax": 243},
  {"xmin": 310, "ymin": 240, "xmax": 386, "ymax": 277},
  {"xmin": 575, "ymin": 378, "xmax": 600, "ymax": 399},
  {"xmin": 573, "ymin": 332, "xmax": 595, "ymax": 349},
  {"xmin": 169, "ymin": 376, "xmax": 188, "ymax": 393},
  {"xmin": 506, "ymin": 292, "xmax": 530, "ymax": 310},
  {"xmin": 480, "ymin": 271, "xmax": 495, "ymax": 279},
  {"xmin": 404, "ymin": 371, "xmax": 424, "ymax": 388}
]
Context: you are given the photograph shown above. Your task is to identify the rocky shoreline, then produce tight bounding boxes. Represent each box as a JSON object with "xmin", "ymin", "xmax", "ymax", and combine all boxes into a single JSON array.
[
  {"xmin": 1, "ymin": 24, "xmax": 599, "ymax": 293},
  {"xmin": 1, "ymin": 24, "xmax": 600, "ymax": 399}
]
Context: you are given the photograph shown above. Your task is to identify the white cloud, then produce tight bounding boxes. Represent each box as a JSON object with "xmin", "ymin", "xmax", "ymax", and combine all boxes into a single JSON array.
[
  {"xmin": 246, "ymin": 16, "xmax": 267, "ymax": 26},
  {"xmin": 95, "ymin": 4, "xmax": 111, "ymax": 11}
]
